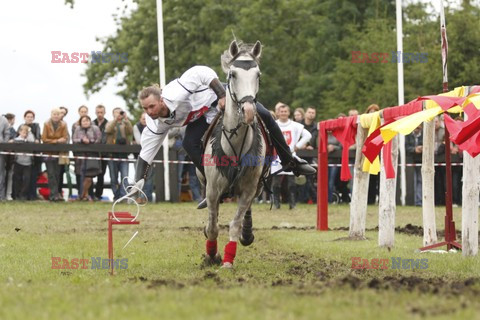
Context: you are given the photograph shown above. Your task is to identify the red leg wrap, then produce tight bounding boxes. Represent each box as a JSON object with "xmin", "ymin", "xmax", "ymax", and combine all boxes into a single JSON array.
[
  {"xmin": 222, "ymin": 241, "xmax": 237, "ymax": 264},
  {"xmin": 206, "ymin": 240, "xmax": 217, "ymax": 257}
]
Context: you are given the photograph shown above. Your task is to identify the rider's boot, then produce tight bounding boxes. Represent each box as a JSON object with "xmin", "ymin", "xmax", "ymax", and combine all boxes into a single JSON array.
[{"xmin": 196, "ymin": 167, "xmax": 208, "ymax": 209}]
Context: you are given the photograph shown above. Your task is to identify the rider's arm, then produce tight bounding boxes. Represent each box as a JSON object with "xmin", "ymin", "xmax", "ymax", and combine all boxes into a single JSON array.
[
  {"xmin": 135, "ymin": 124, "xmax": 169, "ymax": 182},
  {"xmin": 177, "ymin": 65, "xmax": 226, "ymax": 109}
]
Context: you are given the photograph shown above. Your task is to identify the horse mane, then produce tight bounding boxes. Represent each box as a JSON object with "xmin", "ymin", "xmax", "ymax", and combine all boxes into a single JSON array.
[{"xmin": 221, "ymin": 42, "xmax": 260, "ymax": 74}]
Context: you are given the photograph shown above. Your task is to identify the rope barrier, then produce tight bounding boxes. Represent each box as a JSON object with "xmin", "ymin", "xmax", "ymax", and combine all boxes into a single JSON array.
[
  {"xmin": 0, "ymin": 150, "xmax": 464, "ymax": 167},
  {"xmin": 0, "ymin": 151, "xmax": 193, "ymax": 164}
]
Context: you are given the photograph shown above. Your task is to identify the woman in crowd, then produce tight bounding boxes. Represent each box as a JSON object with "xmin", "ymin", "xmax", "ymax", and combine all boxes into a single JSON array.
[
  {"xmin": 293, "ymin": 107, "xmax": 305, "ymax": 123},
  {"xmin": 73, "ymin": 115, "xmax": 102, "ymax": 201},
  {"xmin": 72, "ymin": 105, "xmax": 89, "ymax": 196},
  {"xmin": 19, "ymin": 110, "xmax": 42, "ymax": 200}
]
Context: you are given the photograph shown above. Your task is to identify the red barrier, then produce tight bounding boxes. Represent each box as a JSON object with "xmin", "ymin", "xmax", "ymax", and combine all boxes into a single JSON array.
[
  {"xmin": 108, "ymin": 212, "xmax": 140, "ymax": 275},
  {"xmin": 317, "ymin": 122, "xmax": 329, "ymax": 230}
]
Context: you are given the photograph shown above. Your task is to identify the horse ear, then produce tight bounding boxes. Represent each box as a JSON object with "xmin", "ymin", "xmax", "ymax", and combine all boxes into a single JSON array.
[
  {"xmin": 229, "ymin": 40, "xmax": 239, "ymax": 57},
  {"xmin": 251, "ymin": 41, "xmax": 262, "ymax": 59}
]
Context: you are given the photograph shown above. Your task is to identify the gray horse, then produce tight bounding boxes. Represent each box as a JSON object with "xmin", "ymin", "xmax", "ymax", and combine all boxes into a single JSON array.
[{"xmin": 202, "ymin": 40, "xmax": 268, "ymax": 268}]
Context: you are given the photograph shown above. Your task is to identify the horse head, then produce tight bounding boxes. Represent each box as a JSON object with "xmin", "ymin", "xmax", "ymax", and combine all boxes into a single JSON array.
[{"xmin": 221, "ymin": 40, "xmax": 262, "ymax": 125}]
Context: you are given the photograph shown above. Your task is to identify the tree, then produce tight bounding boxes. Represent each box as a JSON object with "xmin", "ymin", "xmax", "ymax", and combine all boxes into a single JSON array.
[{"xmin": 80, "ymin": 0, "xmax": 478, "ymax": 120}]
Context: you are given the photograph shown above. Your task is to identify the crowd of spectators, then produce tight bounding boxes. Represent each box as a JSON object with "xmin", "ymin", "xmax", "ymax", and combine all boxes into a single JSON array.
[
  {"xmin": 0, "ymin": 105, "xmax": 204, "ymax": 204},
  {"xmin": 0, "ymin": 106, "xmax": 138, "ymax": 202},
  {"xmin": 0, "ymin": 103, "xmax": 464, "ymax": 206}
]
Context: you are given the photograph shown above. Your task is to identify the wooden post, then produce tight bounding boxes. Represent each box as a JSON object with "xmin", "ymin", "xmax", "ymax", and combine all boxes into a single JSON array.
[
  {"xmin": 462, "ymin": 152, "xmax": 480, "ymax": 256},
  {"xmin": 378, "ymin": 136, "xmax": 399, "ymax": 247},
  {"xmin": 349, "ymin": 125, "xmax": 369, "ymax": 239},
  {"xmin": 421, "ymin": 118, "xmax": 438, "ymax": 246}
]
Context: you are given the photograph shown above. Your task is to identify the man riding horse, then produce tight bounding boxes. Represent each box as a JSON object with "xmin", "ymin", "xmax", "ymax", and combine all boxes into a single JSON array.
[{"xmin": 133, "ymin": 43, "xmax": 316, "ymax": 207}]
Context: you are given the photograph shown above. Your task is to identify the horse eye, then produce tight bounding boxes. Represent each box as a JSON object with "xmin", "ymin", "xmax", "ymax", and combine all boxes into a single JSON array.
[{"xmin": 231, "ymin": 72, "xmax": 236, "ymax": 79}]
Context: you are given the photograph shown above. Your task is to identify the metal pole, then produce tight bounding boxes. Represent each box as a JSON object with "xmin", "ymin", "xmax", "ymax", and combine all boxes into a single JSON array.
[
  {"xmin": 396, "ymin": 0, "xmax": 406, "ymax": 206},
  {"xmin": 156, "ymin": 0, "xmax": 170, "ymax": 200},
  {"xmin": 440, "ymin": 0, "xmax": 455, "ymax": 250}
]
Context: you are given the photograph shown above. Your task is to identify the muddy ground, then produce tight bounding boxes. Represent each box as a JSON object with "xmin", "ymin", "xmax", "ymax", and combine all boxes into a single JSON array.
[{"xmin": 134, "ymin": 227, "xmax": 480, "ymax": 296}]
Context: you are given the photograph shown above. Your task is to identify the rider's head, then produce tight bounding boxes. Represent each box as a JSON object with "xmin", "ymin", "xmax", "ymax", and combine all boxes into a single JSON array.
[{"xmin": 138, "ymin": 85, "xmax": 169, "ymax": 119}]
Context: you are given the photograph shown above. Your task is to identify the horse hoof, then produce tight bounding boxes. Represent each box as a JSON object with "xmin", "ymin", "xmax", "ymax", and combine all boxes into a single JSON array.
[
  {"xmin": 239, "ymin": 234, "xmax": 255, "ymax": 246},
  {"xmin": 202, "ymin": 253, "xmax": 222, "ymax": 267},
  {"xmin": 221, "ymin": 262, "xmax": 234, "ymax": 269}
]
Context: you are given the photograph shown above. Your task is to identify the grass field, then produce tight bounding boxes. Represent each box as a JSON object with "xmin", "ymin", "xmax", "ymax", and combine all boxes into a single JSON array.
[{"xmin": 1, "ymin": 201, "xmax": 480, "ymax": 320}]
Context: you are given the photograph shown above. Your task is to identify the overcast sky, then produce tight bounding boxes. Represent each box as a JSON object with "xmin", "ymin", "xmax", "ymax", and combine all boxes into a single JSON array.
[
  {"xmin": 0, "ymin": 0, "xmax": 460, "ymax": 130},
  {"xmin": 0, "ymin": 0, "xmax": 136, "ymax": 129}
]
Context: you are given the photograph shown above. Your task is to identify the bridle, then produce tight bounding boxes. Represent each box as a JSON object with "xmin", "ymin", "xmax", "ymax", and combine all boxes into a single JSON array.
[
  {"xmin": 221, "ymin": 58, "xmax": 261, "ymax": 166},
  {"xmin": 226, "ymin": 70, "xmax": 257, "ymax": 114}
]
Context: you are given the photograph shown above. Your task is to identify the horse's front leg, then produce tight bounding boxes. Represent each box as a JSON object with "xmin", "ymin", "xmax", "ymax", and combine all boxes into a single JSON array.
[
  {"xmin": 222, "ymin": 194, "xmax": 254, "ymax": 268},
  {"xmin": 203, "ymin": 183, "xmax": 222, "ymax": 266}
]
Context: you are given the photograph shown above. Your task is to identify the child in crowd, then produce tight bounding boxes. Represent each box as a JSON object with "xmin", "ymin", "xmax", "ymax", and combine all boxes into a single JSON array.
[{"xmin": 13, "ymin": 125, "xmax": 34, "ymax": 200}]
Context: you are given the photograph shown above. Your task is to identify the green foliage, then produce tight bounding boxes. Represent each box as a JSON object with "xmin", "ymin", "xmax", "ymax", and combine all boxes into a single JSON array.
[{"xmin": 81, "ymin": 0, "xmax": 480, "ymax": 120}]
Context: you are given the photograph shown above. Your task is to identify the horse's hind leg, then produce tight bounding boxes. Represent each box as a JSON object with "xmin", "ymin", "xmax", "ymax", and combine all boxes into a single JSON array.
[
  {"xmin": 203, "ymin": 190, "xmax": 222, "ymax": 266},
  {"xmin": 240, "ymin": 181, "xmax": 263, "ymax": 246},
  {"xmin": 240, "ymin": 207, "xmax": 254, "ymax": 246}
]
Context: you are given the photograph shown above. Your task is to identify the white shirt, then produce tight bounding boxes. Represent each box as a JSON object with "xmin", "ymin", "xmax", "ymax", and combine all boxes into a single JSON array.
[
  {"xmin": 271, "ymin": 119, "xmax": 312, "ymax": 175},
  {"xmin": 140, "ymin": 66, "xmax": 220, "ymax": 164}
]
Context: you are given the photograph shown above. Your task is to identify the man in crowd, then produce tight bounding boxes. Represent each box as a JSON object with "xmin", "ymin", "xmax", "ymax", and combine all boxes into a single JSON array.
[
  {"xmin": 105, "ymin": 107, "xmax": 133, "ymax": 200},
  {"xmin": 58, "ymin": 106, "xmax": 72, "ymax": 198},
  {"xmin": 270, "ymin": 104, "xmax": 312, "ymax": 209},
  {"xmin": 406, "ymin": 124, "xmax": 423, "ymax": 206},
  {"xmin": 3, "ymin": 113, "xmax": 16, "ymax": 200},
  {"xmin": 92, "ymin": 104, "xmax": 109, "ymax": 200},
  {"xmin": 300, "ymin": 106, "xmax": 318, "ymax": 204},
  {"xmin": 133, "ymin": 112, "xmax": 154, "ymax": 202},
  {"xmin": 0, "ymin": 115, "xmax": 10, "ymax": 200}
]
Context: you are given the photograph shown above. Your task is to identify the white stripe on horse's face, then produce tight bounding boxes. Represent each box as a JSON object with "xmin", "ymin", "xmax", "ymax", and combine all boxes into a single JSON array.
[{"xmin": 228, "ymin": 59, "xmax": 260, "ymax": 125}]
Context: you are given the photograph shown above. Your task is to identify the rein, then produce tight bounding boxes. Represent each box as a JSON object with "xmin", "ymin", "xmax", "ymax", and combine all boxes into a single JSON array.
[
  {"xmin": 221, "ymin": 119, "xmax": 255, "ymax": 196},
  {"xmin": 215, "ymin": 54, "xmax": 263, "ymax": 195},
  {"xmin": 221, "ymin": 123, "xmax": 250, "ymax": 166}
]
